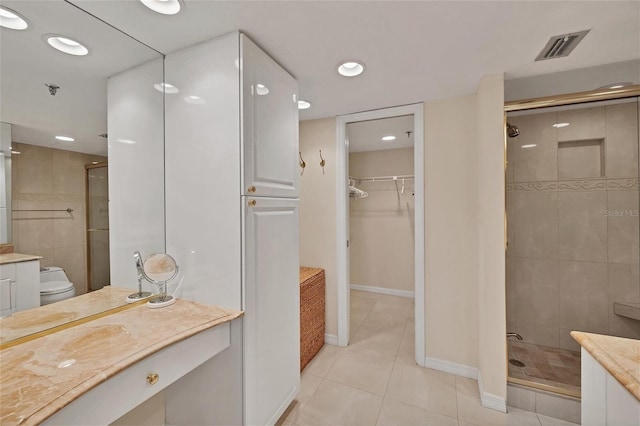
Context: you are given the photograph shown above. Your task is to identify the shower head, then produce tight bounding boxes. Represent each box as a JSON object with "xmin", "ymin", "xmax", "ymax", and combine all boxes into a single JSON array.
[{"xmin": 507, "ymin": 122, "xmax": 520, "ymax": 138}]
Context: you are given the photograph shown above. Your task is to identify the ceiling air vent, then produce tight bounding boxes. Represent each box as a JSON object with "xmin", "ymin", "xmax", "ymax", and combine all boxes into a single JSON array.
[{"xmin": 535, "ymin": 30, "xmax": 590, "ymax": 61}]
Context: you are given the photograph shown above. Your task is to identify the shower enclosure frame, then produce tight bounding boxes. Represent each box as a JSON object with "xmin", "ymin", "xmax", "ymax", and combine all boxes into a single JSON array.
[
  {"xmin": 503, "ymin": 84, "xmax": 640, "ymax": 398},
  {"xmin": 85, "ymin": 161, "xmax": 109, "ymax": 293}
]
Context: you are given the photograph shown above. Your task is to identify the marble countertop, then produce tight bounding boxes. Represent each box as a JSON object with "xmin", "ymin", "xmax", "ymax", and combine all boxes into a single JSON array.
[
  {"xmin": 571, "ymin": 331, "xmax": 640, "ymax": 401},
  {"xmin": 0, "ymin": 286, "xmax": 136, "ymax": 346},
  {"xmin": 0, "ymin": 299, "xmax": 243, "ymax": 425},
  {"xmin": 0, "ymin": 253, "xmax": 42, "ymax": 265}
]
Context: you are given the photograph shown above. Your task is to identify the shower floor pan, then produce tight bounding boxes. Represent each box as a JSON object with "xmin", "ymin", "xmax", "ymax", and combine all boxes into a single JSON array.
[{"xmin": 507, "ymin": 340, "xmax": 581, "ymax": 397}]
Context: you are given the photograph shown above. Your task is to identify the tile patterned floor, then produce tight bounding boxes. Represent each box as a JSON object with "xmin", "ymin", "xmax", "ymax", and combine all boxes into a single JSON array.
[
  {"xmin": 278, "ymin": 291, "xmax": 578, "ymax": 426},
  {"xmin": 507, "ymin": 341, "xmax": 581, "ymax": 394}
]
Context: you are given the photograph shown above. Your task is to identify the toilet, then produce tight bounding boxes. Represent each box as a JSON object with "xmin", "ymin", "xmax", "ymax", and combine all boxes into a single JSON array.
[{"xmin": 40, "ymin": 267, "xmax": 76, "ymax": 306}]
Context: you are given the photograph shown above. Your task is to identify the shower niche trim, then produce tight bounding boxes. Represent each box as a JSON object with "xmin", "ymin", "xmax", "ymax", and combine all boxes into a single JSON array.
[{"xmin": 557, "ymin": 138, "xmax": 605, "ymax": 179}]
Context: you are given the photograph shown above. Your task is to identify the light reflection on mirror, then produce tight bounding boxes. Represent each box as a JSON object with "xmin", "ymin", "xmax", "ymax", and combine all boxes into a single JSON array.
[{"xmin": 0, "ymin": 0, "xmax": 164, "ymax": 343}]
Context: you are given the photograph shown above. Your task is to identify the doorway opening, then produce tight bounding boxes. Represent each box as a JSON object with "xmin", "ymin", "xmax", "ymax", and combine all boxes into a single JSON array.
[{"xmin": 336, "ymin": 103, "xmax": 425, "ymax": 367}]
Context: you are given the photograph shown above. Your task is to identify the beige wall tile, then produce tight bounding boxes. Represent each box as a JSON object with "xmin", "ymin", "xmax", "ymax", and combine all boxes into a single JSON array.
[
  {"xmin": 52, "ymin": 200, "xmax": 86, "ymax": 249},
  {"xmin": 54, "ymin": 245, "xmax": 87, "ymax": 295},
  {"xmin": 510, "ymin": 113, "xmax": 558, "ymax": 182},
  {"xmin": 535, "ymin": 391, "xmax": 581, "ymax": 424},
  {"xmin": 52, "ymin": 149, "xmax": 88, "ymax": 195},
  {"xmin": 557, "ymin": 140, "xmax": 604, "ymax": 179},
  {"xmin": 557, "ymin": 106, "xmax": 606, "ymax": 142},
  {"xmin": 13, "ymin": 143, "xmax": 53, "ymax": 195},
  {"xmin": 14, "ymin": 199, "xmax": 54, "ymax": 252},
  {"xmin": 559, "ymin": 327, "xmax": 581, "ymax": 352},
  {"xmin": 607, "ymin": 190, "xmax": 640, "ymax": 264},
  {"xmin": 516, "ymin": 322, "xmax": 559, "ymax": 348},
  {"xmin": 558, "ymin": 261, "xmax": 608, "ymax": 334},
  {"xmin": 558, "ymin": 191, "xmax": 607, "ymax": 262},
  {"xmin": 605, "ymin": 102, "xmax": 639, "ymax": 179},
  {"xmin": 608, "ymin": 263, "xmax": 640, "ymax": 339},
  {"xmin": 510, "ymin": 191, "xmax": 558, "ymax": 259}
]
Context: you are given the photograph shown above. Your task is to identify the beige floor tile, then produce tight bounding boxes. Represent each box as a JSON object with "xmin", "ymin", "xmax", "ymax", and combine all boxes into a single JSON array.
[
  {"xmin": 295, "ymin": 380, "xmax": 383, "ymax": 426},
  {"xmin": 304, "ymin": 344, "xmax": 344, "ymax": 377},
  {"xmin": 386, "ymin": 364, "xmax": 458, "ymax": 419},
  {"xmin": 362, "ymin": 311, "xmax": 408, "ymax": 330},
  {"xmin": 537, "ymin": 414, "xmax": 578, "ymax": 426},
  {"xmin": 278, "ymin": 373, "xmax": 323, "ymax": 425},
  {"xmin": 456, "ymin": 378, "xmax": 541, "ymax": 425},
  {"xmin": 350, "ymin": 309, "xmax": 369, "ymax": 335},
  {"xmin": 376, "ymin": 398, "xmax": 458, "ymax": 426},
  {"xmin": 348, "ymin": 324, "xmax": 404, "ymax": 361},
  {"xmin": 326, "ymin": 351, "xmax": 394, "ymax": 396},
  {"xmin": 395, "ymin": 330, "xmax": 416, "ymax": 366}
]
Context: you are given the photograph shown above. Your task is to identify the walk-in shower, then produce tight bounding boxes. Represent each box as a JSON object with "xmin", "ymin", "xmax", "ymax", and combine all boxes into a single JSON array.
[{"xmin": 505, "ymin": 91, "xmax": 640, "ymax": 398}]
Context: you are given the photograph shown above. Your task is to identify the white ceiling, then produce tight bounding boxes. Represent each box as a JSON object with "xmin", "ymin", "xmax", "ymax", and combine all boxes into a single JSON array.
[
  {"xmin": 348, "ymin": 115, "xmax": 414, "ymax": 153},
  {"xmin": 1, "ymin": 1, "xmax": 639, "ymax": 154}
]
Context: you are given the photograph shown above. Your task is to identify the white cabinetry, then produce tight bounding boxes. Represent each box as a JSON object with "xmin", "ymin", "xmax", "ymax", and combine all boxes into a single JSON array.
[
  {"xmin": 0, "ymin": 260, "xmax": 40, "ymax": 315},
  {"xmin": 241, "ymin": 36, "xmax": 299, "ymax": 198},
  {"xmin": 164, "ymin": 32, "xmax": 300, "ymax": 425},
  {"xmin": 582, "ymin": 348, "xmax": 640, "ymax": 425}
]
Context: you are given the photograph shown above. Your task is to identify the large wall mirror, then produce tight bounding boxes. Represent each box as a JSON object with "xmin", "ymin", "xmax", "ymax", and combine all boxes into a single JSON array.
[{"xmin": 0, "ymin": 0, "xmax": 165, "ymax": 343}]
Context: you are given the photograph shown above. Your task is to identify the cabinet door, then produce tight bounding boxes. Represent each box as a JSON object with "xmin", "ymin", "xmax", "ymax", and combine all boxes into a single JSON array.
[
  {"xmin": 241, "ymin": 34, "xmax": 299, "ymax": 198},
  {"xmin": 0, "ymin": 278, "xmax": 11, "ymax": 317},
  {"xmin": 243, "ymin": 197, "xmax": 300, "ymax": 425},
  {"xmin": 15, "ymin": 260, "xmax": 40, "ymax": 311}
]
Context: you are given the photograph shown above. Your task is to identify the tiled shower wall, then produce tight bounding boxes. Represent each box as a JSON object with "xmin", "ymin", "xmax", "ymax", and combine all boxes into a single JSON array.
[
  {"xmin": 506, "ymin": 101, "xmax": 640, "ymax": 351},
  {"xmin": 11, "ymin": 142, "xmax": 106, "ymax": 295}
]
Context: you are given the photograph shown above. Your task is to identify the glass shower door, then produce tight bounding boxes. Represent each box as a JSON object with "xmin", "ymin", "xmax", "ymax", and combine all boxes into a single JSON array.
[{"xmin": 86, "ymin": 164, "xmax": 110, "ymax": 291}]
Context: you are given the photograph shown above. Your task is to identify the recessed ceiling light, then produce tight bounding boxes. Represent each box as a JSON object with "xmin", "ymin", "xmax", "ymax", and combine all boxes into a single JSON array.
[
  {"xmin": 55, "ymin": 136, "xmax": 75, "ymax": 142},
  {"xmin": 91, "ymin": 161, "xmax": 99, "ymax": 165},
  {"xmin": 298, "ymin": 100, "xmax": 311, "ymax": 110},
  {"xmin": 11, "ymin": 150, "xmax": 21, "ymax": 155},
  {"xmin": 140, "ymin": 0, "xmax": 182, "ymax": 15},
  {"xmin": 184, "ymin": 95, "xmax": 205, "ymax": 105},
  {"xmin": 118, "ymin": 139, "xmax": 137, "ymax": 145},
  {"xmin": 154, "ymin": 82, "xmax": 179, "ymax": 94},
  {"xmin": 0, "ymin": 6, "xmax": 28, "ymax": 30},
  {"xmin": 521, "ymin": 144, "xmax": 537, "ymax": 149},
  {"xmin": 338, "ymin": 61, "xmax": 365, "ymax": 77},
  {"xmin": 381, "ymin": 135, "xmax": 396, "ymax": 141},
  {"xmin": 552, "ymin": 123, "xmax": 570, "ymax": 128},
  {"xmin": 598, "ymin": 82, "xmax": 632, "ymax": 90},
  {"xmin": 46, "ymin": 35, "xmax": 89, "ymax": 56},
  {"xmin": 256, "ymin": 84, "xmax": 270, "ymax": 96}
]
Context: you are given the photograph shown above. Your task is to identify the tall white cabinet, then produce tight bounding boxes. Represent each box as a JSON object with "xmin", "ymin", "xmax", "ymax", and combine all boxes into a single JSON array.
[{"xmin": 164, "ymin": 32, "xmax": 300, "ymax": 425}]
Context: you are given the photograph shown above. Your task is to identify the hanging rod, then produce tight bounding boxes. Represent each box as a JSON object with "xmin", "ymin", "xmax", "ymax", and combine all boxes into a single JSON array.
[
  {"xmin": 13, "ymin": 208, "xmax": 74, "ymax": 213},
  {"xmin": 352, "ymin": 175, "xmax": 414, "ymax": 183}
]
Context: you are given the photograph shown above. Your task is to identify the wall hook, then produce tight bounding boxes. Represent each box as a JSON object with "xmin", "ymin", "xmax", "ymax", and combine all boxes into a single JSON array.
[
  {"xmin": 319, "ymin": 150, "xmax": 326, "ymax": 175},
  {"xmin": 299, "ymin": 152, "xmax": 306, "ymax": 175}
]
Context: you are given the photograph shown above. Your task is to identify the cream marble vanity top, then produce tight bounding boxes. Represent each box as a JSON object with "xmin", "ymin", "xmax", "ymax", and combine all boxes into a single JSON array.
[
  {"xmin": 0, "ymin": 253, "xmax": 42, "ymax": 265},
  {"xmin": 571, "ymin": 331, "xmax": 640, "ymax": 401},
  {"xmin": 1, "ymin": 286, "xmax": 137, "ymax": 346},
  {"xmin": 0, "ymin": 299, "xmax": 243, "ymax": 425}
]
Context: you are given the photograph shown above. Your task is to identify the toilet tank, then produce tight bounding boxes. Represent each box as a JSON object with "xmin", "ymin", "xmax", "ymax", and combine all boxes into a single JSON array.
[{"xmin": 40, "ymin": 267, "xmax": 70, "ymax": 283}]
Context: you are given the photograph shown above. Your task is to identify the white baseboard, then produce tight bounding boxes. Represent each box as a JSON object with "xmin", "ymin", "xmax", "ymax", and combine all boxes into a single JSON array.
[
  {"xmin": 324, "ymin": 334, "xmax": 338, "ymax": 346},
  {"xmin": 350, "ymin": 284, "xmax": 414, "ymax": 298},
  {"xmin": 478, "ymin": 371, "xmax": 507, "ymax": 413},
  {"xmin": 424, "ymin": 357, "xmax": 478, "ymax": 379}
]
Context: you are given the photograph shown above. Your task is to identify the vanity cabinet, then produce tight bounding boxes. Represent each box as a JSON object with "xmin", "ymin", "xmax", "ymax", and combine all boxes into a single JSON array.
[
  {"xmin": 163, "ymin": 31, "xmax": 300, "ymax": 425},
  {"xmin": 0, "ymin": 259, "xmax": 40, "ymax": 315}
]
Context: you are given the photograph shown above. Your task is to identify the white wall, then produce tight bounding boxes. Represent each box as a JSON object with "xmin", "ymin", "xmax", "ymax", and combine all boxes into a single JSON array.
[
  {"xmin": 505, "ymin": 60, "xmax": 640, "ymax": 101},
  {"xmin": 299, "ymin": 118, "xmax": 338, "ymax": 337},
  {"xmin": 349, "ymin": 148, "xmax": 414, "ymax": 293},
  {"xmin": 0, "ymin": 123, "xmax": 10, "ymax": 243},
  {"xmin": 476, "ymin": 74, "xmax": 507, "ymax": 410},
  {"xmin": 423, "ymin": 95, "xmax": 479, "ymax": 369},
  {"xmin": 108, "ymin": 57, "xmax": 165, "ymax": 289}
]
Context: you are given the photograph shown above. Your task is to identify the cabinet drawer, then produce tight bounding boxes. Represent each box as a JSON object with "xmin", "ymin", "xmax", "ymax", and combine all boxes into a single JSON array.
[
  {"xmin": 0, "ymin": 263, "xmax": 16, "ymax": 281},
  {"xmin": 43, "ymin": 322, "xmax": 231, "ymax": 425}
]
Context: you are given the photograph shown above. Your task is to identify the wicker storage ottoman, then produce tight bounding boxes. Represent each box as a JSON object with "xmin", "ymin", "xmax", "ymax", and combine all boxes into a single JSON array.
[{"xmin": 299, "ymin": 267, "xmax": 325, "ymax": 371}]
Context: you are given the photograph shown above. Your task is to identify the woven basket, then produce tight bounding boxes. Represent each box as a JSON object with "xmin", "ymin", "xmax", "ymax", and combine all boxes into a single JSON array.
[{"xmin": 299, "ymin": 267, "xmax": 325, "ymax": 371}]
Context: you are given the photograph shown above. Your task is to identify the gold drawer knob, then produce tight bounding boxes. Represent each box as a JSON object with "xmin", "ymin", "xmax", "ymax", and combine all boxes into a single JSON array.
[
  {"xmin": 247, "ymin": 186, "xmax": 256, "ymax": 193},
  {"xmin": 147, "ymin": 373, "xmax": 159, "ymax": 385},
  {"xmin": 248, "ymin": 199, "xmax": 257, "ymax": 207}
]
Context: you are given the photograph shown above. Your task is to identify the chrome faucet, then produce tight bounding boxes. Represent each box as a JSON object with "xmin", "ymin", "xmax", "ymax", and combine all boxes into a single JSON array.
[{"xmin": 507, "ymin": 332, "xmax": 523, "ymax": 341}]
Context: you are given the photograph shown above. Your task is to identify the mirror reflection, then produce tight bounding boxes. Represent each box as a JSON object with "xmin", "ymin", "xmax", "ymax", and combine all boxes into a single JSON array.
[{"xmin": 0, "ymin": 0, "xmax": 164, "ymax": 342}]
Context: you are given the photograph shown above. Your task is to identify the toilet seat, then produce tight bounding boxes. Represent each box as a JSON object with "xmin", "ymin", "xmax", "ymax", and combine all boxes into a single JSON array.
[{"xmin": 40, "ymin": 281, "xmax": 74, "ymax": 295}]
